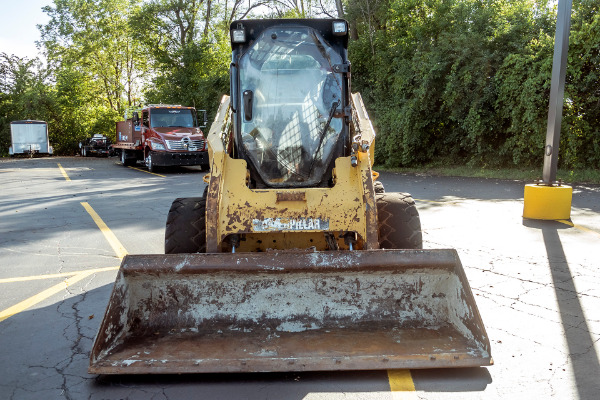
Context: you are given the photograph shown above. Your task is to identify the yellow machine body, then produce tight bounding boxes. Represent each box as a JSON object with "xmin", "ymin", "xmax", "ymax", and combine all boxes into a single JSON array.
[{"xmin": 205, "ymin": 95, "xmax": 379, "ymax": 253}]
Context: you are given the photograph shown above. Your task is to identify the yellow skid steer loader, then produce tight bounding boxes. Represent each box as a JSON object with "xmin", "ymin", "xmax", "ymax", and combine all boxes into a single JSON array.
[{"xmin": 89, "ymin": 19, "xmax": 492, "ymax": 374}]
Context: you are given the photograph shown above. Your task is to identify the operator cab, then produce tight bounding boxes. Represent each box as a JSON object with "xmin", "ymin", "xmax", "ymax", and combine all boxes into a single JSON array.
[{"xmin": 230, "ymin": 19, "xmax": 351, "ymax": 188}]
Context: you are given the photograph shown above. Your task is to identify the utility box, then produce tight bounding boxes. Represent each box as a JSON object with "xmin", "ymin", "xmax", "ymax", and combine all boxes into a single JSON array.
[{"xmin": 9, "ymin": 120, "xmax": 53, "ymax": 156}]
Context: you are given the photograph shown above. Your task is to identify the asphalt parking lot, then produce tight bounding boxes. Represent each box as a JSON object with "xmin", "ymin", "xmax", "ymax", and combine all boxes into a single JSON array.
[{"xmin": 0, "ymin": 156, "xmax": 598, "ymax": 399}]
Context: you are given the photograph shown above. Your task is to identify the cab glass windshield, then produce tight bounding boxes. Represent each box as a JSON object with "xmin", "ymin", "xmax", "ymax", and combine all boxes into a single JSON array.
[
  {"xmin": 239, "ymin": 26, "xmax": 343, "ymax": 187},
  {"xmin": 151, "ymin": 109, "xmax": 196, "ymax": 128}
]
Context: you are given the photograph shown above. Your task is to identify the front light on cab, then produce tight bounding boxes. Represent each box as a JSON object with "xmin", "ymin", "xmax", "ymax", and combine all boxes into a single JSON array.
[{"xmin": 151, "ymin": 142, "xmax": 165, "ymax": 150}]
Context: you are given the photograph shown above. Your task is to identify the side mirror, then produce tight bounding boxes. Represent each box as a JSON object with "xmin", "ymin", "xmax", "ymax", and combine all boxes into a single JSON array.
[
  {"xmin": 243, "ymin": 90, "xmax": 253, "ymax": 121},
  {"xmin": 202, "ymin": 110, "xmax": 208, "ymax": 128},
  {"xmin": 132, "ymin": 112, "xmax": 140, "ymax": 125},
  {"xmin": 196, "ymin": 109, "xmax": 208, "ymax": 128}
]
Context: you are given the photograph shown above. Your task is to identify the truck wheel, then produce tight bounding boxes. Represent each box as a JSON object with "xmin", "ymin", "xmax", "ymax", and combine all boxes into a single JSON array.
[
  {"xmin": 145, "ymin": 151, "xmax": 159, "ymax": 173},
  {"xmin": 121, "ymin": 150, "xmax": 132, "ymax": 166},
  {"xmin": 165, "ymin": 196, "xmax": 206, "ymax": 254},
  {"xmin": 83, "ymin": 147, "xmax": 87, "ymax": 157},
  {"xmin": 376, "ymin": 192, "xmax": 422, "ymax": 249}
]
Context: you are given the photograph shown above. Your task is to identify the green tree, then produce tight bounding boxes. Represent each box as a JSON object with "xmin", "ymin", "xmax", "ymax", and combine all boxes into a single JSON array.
[
  {"xmin": 0, "ymin": 54, "xmax": 57, "ymax": 155},
  {"xmin": 495, "ymin": 0, "xmax": 600, "ymax": 170},
  {"xmin": 135, "ymin": 0, "xmax": 341, "ymax": 121},
  {"xmin": 37, "ymin": 0, "xmax": 146, "ymax": 152},
  {"xmin": 143, "ymin": 36, "xmax": 230, "ymax": 119},
  {"xmin": 345, "ymin": 0, "xmax": 574, "ymax": 168},
  {"xmin": 562, "ymin": 0, "xmax": 600, "ymax": 168},
  {"xmin": 132, "ymin": 0, "xmax": 230, "ymax": 120},
  {"xmin": 40, "ymin": 0, "xmax": 145, "ymax": 112},
  {"xmin": 495, "ymin": 34, "xmax": 554, "ymax": 166},
  {"xmin": 51, "ymin": 66, "xmax": 120, "ymax": 153}
]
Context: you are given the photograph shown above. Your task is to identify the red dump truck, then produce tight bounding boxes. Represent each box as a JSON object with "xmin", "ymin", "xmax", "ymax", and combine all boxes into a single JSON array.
[{"xmin": 113, "ymin": 104, "xmax": 209, "ymax": 172}]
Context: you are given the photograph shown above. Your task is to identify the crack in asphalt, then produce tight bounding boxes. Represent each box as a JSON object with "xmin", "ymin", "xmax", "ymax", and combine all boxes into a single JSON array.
[
  {"xmin": 57, "ymin": 238, "xmax": 66, "ymax": 275},
  {"xmin": 427, "ymin": 239, "xmax": 599, "ymax": 295},
  {"xmin": 0, "ymin": 382, "xmax": 18, "ymax": 400},
  {"xmin": 56, "ymin": 275, "xmax": 97, "ymax": 400}
]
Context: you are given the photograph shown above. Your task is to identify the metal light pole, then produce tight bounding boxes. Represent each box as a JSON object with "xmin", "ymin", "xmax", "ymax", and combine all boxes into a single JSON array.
[
  {"xmin": 523, "ymin": 0, "xmax": 573, "ymax": 220},
  {"xmin": 542, "ymin": 0, "xmax": 573, "ymax": 185}
]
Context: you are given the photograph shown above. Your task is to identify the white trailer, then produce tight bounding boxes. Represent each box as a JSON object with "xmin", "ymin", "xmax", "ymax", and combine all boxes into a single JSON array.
[{"xmin": 9, "ymin": 120, "xmax": 53, "ymax": 156}]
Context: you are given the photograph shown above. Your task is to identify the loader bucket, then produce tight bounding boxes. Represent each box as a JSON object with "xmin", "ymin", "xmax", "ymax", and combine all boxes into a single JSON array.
[{"xmin": 89, "ymin": 249, "xmax": 492, "ymax": 374}]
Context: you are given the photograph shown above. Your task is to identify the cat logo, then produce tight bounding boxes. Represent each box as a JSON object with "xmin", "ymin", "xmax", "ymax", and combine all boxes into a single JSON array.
[{"xmin": 252, "ymin": 218, "xmax": 329, "ymax": 231}]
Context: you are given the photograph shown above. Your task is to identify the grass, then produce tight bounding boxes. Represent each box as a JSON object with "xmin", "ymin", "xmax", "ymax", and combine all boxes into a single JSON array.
[{"xmin": 376, "ymin": 165, "xmax": 600, "ymax": 184}]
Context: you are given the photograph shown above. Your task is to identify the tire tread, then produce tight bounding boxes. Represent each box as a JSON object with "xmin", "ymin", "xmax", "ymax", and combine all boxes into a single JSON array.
[
  {"xmin": 165, "ymin": 196, "xmax": 207, "ymax": 254},
  {"xmin": 376, "ymin": 192, "xmax": 422, "ymax": 249}
]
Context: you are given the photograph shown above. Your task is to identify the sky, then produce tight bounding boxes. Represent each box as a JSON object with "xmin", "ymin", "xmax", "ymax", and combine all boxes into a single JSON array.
[{"xmin": 0, "ymin": 0, "xmax": 52, "ymax": 60}]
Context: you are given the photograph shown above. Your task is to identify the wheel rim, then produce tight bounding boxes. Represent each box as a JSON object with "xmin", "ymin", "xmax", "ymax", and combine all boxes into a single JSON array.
[
  {"xmin": 121, "ymin": 151, "xmax": 126, "ymax": 164},
  {"xmin": 147, "ymin": 153, "xmax": 152, "ymax": 170}
]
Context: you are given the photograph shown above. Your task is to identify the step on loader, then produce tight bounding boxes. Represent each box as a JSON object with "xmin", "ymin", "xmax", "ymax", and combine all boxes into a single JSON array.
[{"xmin": 89, "ymin": 19, "xmax": 492, "ymax": 374}]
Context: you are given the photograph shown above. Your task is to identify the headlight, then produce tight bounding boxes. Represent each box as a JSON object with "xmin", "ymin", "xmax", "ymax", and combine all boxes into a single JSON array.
[
  {"xmin": 332, "ymin": 21, "xmax": 347, "ymax": 35},
  {"xmin": 151, "ymin": 142, "xmax": 165, "ymax": 150},
  {"xmin": 231, "ymin": 27, "xmax": 246, "ymax": 43}
]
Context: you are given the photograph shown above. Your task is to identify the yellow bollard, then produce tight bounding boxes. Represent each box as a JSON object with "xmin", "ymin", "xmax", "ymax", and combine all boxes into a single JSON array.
[{"xmin": 523, "ymin": 184, "xmax": 572, "ymax": 220}]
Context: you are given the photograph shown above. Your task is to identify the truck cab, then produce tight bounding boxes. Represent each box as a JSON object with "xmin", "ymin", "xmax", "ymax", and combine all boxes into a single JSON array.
[{"xmin": 114, "ymin": 105, "xmax": 209, "ymax": 172}]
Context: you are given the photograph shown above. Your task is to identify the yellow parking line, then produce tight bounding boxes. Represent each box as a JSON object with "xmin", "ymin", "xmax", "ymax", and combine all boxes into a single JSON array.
[
  {"xmin": 0, "ymin": 204, "xmax": 125, "ymax": 322},
  {"xmin": 0, "ymin": 266, "xmax": 119, "ymax": 284},
  {"xmin": 0, "ymin": 271, "xmax": 93, "ymax": 322},
  {"xmin": 388, "ymin": 369, "xmax": 416, "ymax": 392},
  {"xmin": 557, "ymin": 220, "xmax": 600, "ymax": 238},
  {"xmin": 81, "ymin": 202, "xmax": 128, "ymax": 260},
  {"xmin": 127, "ymin": 166, "xmax": 166, "ymax": 178},
  {"xmin": 57, "ymin": 163, "xmax": 71, "ymax": 181}
]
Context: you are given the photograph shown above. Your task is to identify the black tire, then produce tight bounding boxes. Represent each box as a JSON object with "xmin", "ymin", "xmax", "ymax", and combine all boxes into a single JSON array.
[
  {"xmin": 376, "ymin": 192, "xmax": 422, "ymax": 249},
  {"xmin": 146, "ymin": 151, "xmax": 158, "ymax": 172},
  {"xmin": 199, "ymin": 163, "xmax": 210, "ymax": 172},
  {"xmin": 121, "ymin": 150, "xmax": 134, "ymax": 166},
  {"xmin": 373, "ymin": 180, "xmax": 385, "ymax": 194},
  {"xmin": 165, "ymin": 196, "xmax": 207, "ymax": 254}
]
